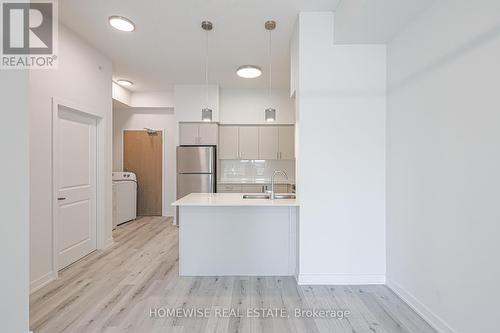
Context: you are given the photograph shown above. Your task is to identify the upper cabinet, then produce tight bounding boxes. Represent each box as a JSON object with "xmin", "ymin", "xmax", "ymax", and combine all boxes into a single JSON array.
[
  {"xmin": 278, "ymin": 126, "xmax": 295, "ymax": 160},
  {"xmin": 219, "ymin": 126, "xmax": 239, "ymax": 159},
  {"xmin": 179, "ymin": 123, "xmax": 218, "ymax": 146},
  {"xmin": 219, "ymin": 125, "xmax": 295, "ymax": 160},
  {"xmin": 198, "ymin": 123, "xmax": 218, "ymax": 145},
  {"xmin": 179, "ymin": 123, "xmax": 199, "ymax": 145},
  {"xmin": 258, "ymin": 127, "xmax": 279, "ymax": 160},
  {"xmin": 238, "ymin": 127, "xmax": 259, "ymax": 159}
]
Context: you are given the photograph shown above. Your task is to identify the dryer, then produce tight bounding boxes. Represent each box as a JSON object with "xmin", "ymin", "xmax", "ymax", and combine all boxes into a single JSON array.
[{"xmin": 112, "ymin": 172, "xmax": 137, "ymax": 227}]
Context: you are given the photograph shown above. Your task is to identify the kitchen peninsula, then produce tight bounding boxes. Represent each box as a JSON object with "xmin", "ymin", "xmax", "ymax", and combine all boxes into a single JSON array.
[{"xmin": 172, "ymin": 193, "xmax": 299, "ymax": 276}]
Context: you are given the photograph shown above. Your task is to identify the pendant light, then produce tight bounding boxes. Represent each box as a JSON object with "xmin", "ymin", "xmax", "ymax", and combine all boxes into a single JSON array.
[
  {"xmin": 201, "ymin": 20, "xmax": 213, "ymax": 122},
  {"xmin": 265, "ymin": 20, "xmax": 276, "ymax": 122}
]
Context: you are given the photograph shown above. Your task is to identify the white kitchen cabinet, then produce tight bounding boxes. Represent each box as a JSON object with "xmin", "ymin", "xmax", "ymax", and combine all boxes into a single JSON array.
[
  {"xmin": 217, "ymin": 184, "xmax": 242, "ymax": 193},
  {"xmin": 278, "ymin": 126, "xmax": 295, "ymax": 160},
  {"xmin": 219, "ymin": 125, "xmax": 294, "ymax": 160},
  {"xmin": 179, "ymin": 123, "xmax": 218, "ymax": 146},
  {"xmin": 241, "ymin": 184, "xmax": 265, "ymax": 193},
  {"xmin": 179, "ymin": 123, "xmax": 199, "ymax": 145},
  {"xmin": 219, "ymin": 126, "xmax": 239, "ymax": 159},
  {"xmin": 263, "ymin": 184, "xmax": 289, "ymax": 193},
  {"xmin": 239, "ymin": 126, "xmax": 259, "ymax": 160},
  {"xmin": 199, "ymin": 123, "xmax": 218, "ymax": 145},
  {"xmin": 258, "ymin": 127, "xmax": 279, "ymax": 160}
]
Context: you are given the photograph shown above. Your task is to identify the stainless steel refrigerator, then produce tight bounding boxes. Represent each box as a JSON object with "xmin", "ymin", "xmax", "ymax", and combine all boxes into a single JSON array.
[{"xmin": 176, "ymin": 146, "xmax": 216, "ymax": 200}]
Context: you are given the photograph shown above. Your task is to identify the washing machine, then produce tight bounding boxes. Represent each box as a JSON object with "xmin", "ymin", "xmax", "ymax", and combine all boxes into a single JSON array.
[{"xmin": 112, "ymin": 172, "xmax": 137, "ymax": 228}]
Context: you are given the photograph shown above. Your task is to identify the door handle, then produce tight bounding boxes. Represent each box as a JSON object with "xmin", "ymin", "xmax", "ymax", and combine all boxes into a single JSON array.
[{"xmin": 57, "ymin": 197, "xmax": 66, "ymax": 201}]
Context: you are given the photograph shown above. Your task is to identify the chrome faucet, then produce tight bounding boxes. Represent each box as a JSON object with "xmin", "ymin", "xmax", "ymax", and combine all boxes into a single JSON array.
[{"xmin": 271, "ymin": 170, "xmax": 288, "ymax": 199}]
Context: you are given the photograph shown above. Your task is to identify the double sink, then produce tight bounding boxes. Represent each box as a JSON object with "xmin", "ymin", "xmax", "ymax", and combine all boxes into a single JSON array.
[{"xmin": 243, "ymin": 194, "xmax": 296, "ymax": 200}]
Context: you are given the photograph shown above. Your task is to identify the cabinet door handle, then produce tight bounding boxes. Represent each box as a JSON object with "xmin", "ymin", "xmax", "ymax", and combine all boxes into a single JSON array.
[{"xmin": 57, "ymin": 197, "xmax": 66, "ymax": 201}]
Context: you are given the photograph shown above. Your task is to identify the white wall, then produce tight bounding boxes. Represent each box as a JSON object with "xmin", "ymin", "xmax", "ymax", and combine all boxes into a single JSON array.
[
  {"xmin": 220, "ymin": 88, "xmax": 295, "ymax": 124},
  {"xmin": 113, "ymin": 108, "xmax": 177, "ymax": 217},
  {"xmin": 294, "ymin": 12, "xmax": 386, "ymax": 284},
  {"xmin": 0, "ymin": 70, "xmax": 29, "ymax": 332},
  {"xmin": 130, "ymin": 91, "xmax": 174, "ymax": 108},
  {"xmin": 112, "ymin": 86, "xmax": 175, "ymax": 109},
  {"xmin": 174, "ymin": 84, "xmax": 219, "ymax": 122},
  {"xmin": 29, "ymin": 24, "xmax": 113, "ymax": 290},
  {"xmin": 112, "ymin": 82, "xmax": 132, "ymax": 106},
  {"xmin": 386, "ymin": 2, "xmax": 500, "ymax": 332},
  {"xmin": 333, "ymin": 0, "xmax": 435, "ymax": 44}
]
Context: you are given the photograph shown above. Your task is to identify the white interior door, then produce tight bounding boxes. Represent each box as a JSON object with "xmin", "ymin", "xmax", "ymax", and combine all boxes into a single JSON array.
[{"xmin": 56, "ymin": 107, "xmax": 97, "ymax": 270}]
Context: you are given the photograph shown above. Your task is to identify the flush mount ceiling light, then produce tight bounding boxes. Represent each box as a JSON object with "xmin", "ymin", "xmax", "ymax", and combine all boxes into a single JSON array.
[
  {"xmin": 116, "ymin": 79, "xmax": 133, "ymax": 87},
  {"xmin": 265, "ymin": 20, "xmax": 277, "ymax": 122},
  {"xmin": 109, "ymin": 16, "xmax": 135, "ymax": 32},
  {"xmin": 201, "ymin": 20, "xmax": 213, "ymax": 122},
  {"xmin": 236, "ymin": 65, "xmax": 262, "ymax": 79}
]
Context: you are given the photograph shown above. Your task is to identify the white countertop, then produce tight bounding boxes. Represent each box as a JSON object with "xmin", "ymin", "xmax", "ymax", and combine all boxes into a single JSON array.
[{"xmin": 172, "ymin": 193, "xmax": 299, "ymax": 207}]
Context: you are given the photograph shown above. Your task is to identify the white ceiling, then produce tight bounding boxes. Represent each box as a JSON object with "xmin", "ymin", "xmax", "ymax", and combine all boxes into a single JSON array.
[{"xmin": 59, "ymin": 0, "xmax": 339, "ymax": 92}]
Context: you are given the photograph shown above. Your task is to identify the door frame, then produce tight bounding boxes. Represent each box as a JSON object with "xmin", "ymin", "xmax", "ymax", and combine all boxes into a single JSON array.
[
  {"xmin": 121, "ymin": 128, "xmax": 165, "ymax": 216},
  {"xmin": 51, "ymin": 97, "xmax": 107, "ymax": 280}
]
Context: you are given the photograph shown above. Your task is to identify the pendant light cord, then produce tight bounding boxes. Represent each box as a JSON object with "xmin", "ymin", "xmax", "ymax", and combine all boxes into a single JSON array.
[
  {"xmin": 205, "ymin": 28, "xmax": 209, "ymax": 107},
  {"xmin": 268, "ymin": 28, "xmax": 272, "ymax": 103}
]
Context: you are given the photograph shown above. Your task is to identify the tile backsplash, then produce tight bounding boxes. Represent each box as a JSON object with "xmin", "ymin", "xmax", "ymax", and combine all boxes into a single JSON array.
[{"xmin": 220, "ymin": 160, "xmax": 295, "ymax": 183}]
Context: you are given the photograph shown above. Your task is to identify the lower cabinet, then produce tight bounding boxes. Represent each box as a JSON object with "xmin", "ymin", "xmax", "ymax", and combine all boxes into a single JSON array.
[
  {"xmin": 217, "ymin": 184, "xmax": 242, "ymax": 193},
  {"xmin": 241, "ymin": 185, "xmax": 265, "ymax": 193},
  {"xmin": 263, "ymin": 184, "xmax": 288, "ymax": 193},
  {"xmin": 218, "ymin": 183, "xmax": 291, "ymax": 193}
]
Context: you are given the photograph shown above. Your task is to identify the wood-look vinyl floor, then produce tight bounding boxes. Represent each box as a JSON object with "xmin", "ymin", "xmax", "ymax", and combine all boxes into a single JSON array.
[{"xmin": 30, "ymin": 216, "xmax": 436, "ymax": 333}]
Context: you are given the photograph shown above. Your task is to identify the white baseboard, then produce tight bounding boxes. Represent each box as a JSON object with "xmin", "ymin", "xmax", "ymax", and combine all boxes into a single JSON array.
[
  {"xmin": 387, "ymin": 279, "xmax": 455, "ymax": 333},
  {"xmin": 30, "ymin": 271, "xmax": 57, "ymax": 293},
  {"xmin": 297, "ymin": 274, "xmax": 386, "ymax": 285},
  {"xmin": 102, "ymin": 238, "xmax": 114, "ymax": 250}
]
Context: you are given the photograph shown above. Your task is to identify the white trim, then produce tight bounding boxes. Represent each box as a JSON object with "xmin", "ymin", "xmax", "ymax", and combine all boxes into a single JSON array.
[
  {"xmin": 297, "ymin": 274, "xmax": 386, "ymax": 285},
  {"xmin": 387, "ymin": 279, "xmax": 455, "ymax": 333},
  {"xmin": 121, "ymin": 128, "xmax": 166, "ymax": 216},
  {"xmin": 30, "ymin": 271, "xmax": 57, "ymax": 293},
  {"xmin": 288, "ymin": 207, "xmax": 298, "ymax": 276},
  {"xmin": 103, "ymin": 238, "xmax": 114, "ymax": 250},
  {"xmin": 51, "ymin": 98, "xmax": 107, "ymax": 278}
]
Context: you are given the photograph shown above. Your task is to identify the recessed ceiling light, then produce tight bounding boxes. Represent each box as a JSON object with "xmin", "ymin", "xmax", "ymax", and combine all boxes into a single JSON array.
[
  {"xmin": 109, "ymin": 16, "xmax": 135, "ymax": 32},
  {"xmin": 117, "ymin": 79, "xmax": 133, "ymax": 87},
  {"xmin": 236, "ymin": 65, "xmax": 262, "ymax": 79}
]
